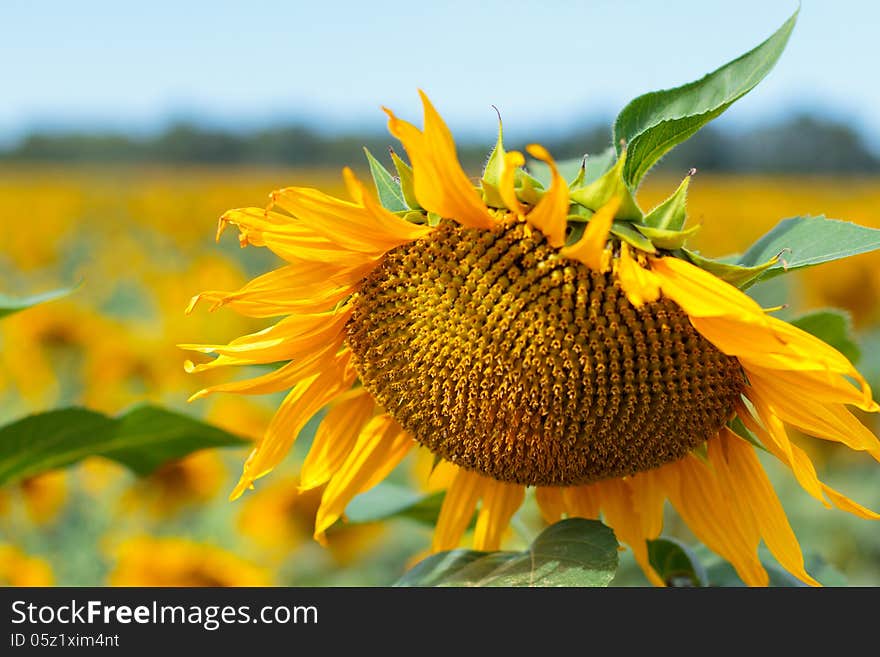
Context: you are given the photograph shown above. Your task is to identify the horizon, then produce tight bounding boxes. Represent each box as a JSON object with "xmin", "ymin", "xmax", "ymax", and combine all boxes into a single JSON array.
[{"xmin": 4, "ymin": 1, "xmax": 880, "ymax": 150}]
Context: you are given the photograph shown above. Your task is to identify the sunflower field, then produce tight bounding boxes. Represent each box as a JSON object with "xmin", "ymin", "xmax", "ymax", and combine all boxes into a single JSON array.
[{"xmin": 2, "ymin": 9, "xmax": 880, "ymax": 589}]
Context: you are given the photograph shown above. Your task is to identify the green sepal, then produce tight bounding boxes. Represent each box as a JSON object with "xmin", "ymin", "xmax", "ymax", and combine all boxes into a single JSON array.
[
  {"xmin": 427, "ymin": 212, "xmax": 442, "ymax": 227},
  {"xmin": 390, "ymin": 148, "xmax": 421, "ymax": 210},
  {"xmin": 643, "ymin": 174, "xmax": 691, "ymax": 230},
  {"xmin": 583, "ymin": 147, "xmax": 616, "ymax": 185},
  {"xmin": 401, "ymin": 210, "xmax": 428, "ymax": 224},
  {"xmin": 527, "ymin": 157, "xmax": 584, "ymax": 188},
  {"xmin": 569, "ymin": 156, "xmax": 587, "ymax": 188},
  {"xmin": 635, "ymin": 224, "xmax": 701, "ymax": 250},
  {"xmin": 727, "ymin": 415, "xmax": 769, "ymax": 453},
  {"xmin": 609, "ymin": 221, "xmax": 656, "ymax": 254},
  {"xmin": 680, "ymin": 248, "xmax": 777, "ymax": 289},
  {"xmin": 363, "ymin": 147, "xmax": 408, "ymax": 212},
  {"xmin": 565, "ymin": 221, "xmax": 587, "ymax": 247},
  {"xmin": 569, "ymin": 152, "xmax": 643, "ymax": 222},
  {"xmin": 515, "ymin": 169, "xmax": 545, "ymax": 206},
  {"xmin": 480, "ymin": 117, "xmax": 507, "ymax": 208}
]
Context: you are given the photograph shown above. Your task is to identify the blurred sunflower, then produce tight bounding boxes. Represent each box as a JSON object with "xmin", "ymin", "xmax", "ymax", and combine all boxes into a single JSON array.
[
  {"xmin": 120, "ymin": 450, "xmax": 226, "ymax": 518},
  {"xmin": 107, "ymin": 536, "xmax": 270, "ymax": 586},
  {"xmin": 0, "ymin": 470, "xmax": 68, "ymax": 525},
  {"xmin": 0, "ymin": 544, "xmax": 53, "ymax": 586},
  {"xmin": 237, "ymin": 476, "xmax": 384, "ymax": 566},
  {"xmin": 184, "ymin": 93, "xmax": 880, "ymax": 587}
]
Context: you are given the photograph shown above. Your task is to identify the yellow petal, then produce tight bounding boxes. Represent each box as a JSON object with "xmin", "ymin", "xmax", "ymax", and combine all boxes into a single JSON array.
[
  {"xmin": 499, "ymin": 151, "xmax": 526, "ymax": 215},
  {"xmin": 524, "ymin": 144, "xmax": 568, "ymax": 247},
  {"xmin": 230, "ymin": 358, "xmax": 354, "ymax": 500},
  {"xmin": 616, "ymin": 242, "xmax": 661, "ymax": 307},
  {"xmin": 187, "ymin": 339, "xmax": 346, "ymax": 401},
  {"xmin": 627, "ymin": 470, "xmax": 666, "ymax": 540},
  {"xmin": 821, "ymin": 483, "xmax": 880, "ymax": 520},
  {"xmin": 535, "ymin": 486, "xmax": 567, "ymax": 524},
  {"xmin": 560, "ymin": 196, "xmax": 620, "ymax": 271},
  {"xmin": 595, "ymin": 478, "xmax": 665, "ymax": 587},
  {"xmin": 652, "ymin": 255, "xmax": 770, "ymax": 320},
  {"xmin": 562, "ymin": 484, "xmax": 601, "ymax": 519},
  {"xmin": 188, "ymin": 264, "xmax": 356, "ymax": 318},
  {"xmin": 737, "ymin": 397, "xmax": 828, "ymax": 506},
  {"xmin": 182, "ymin": 308, "xmax": 352, "ymax": 373},
  {"xmin": 659, "ymin": 455, "xmax": 768, "ymax": 586},
  {"xmin": 313, "ymin": 414, "xmax": 413, "ymax": 544},
  {"xmin": 740, "ymin": 398, "xmax": 880, "ymax": 520},
  {"xmin": 384, "ymin": 91, "xmax": 495, "ymax": 229},
  {"xmin": 299, "ymin": 390, "xmax": 377, "ymax": 491},
  {"xmin": 748, "ymin": 364, "xmax": 877, "ymax": 413},
  {"xmin": 718, "ymin": 428, "xmax": 820, "ymax": 586},
  {"xmin": 271, "ymin": 178, "xmax": 430, "ymax": 253},
  {"xmin": 432, "ymin": 467, "xmax": 488, "ymax": 552},
  {"xmin": 221, "ymin": 208, "xmax": 379, "ymax": 267},
  {"xmin": 747, "ymin": 370, "xmax": 880, "ymax": 458},
  {"xmin": 472, "ymin": 479, "xmax": 525, "ymax": 551}
]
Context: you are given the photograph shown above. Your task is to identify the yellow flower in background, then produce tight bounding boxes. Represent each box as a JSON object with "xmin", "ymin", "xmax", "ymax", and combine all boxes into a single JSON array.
[
  {"xmin": 0, "ymin": 175, "xmax": 82, "ymax": 271},
  {"xmin": 237, "ymin": 476, "xmax": 384, "ymax": 566},
  {"xmin": 107, "ymin": 536, "xmax": 270, "ymax": 586},
  {"xmin": 120, "ymin": 450, "xmax": 226, "ymax": 518},
  {"xmin": 19, "ymin": 470, "xmax": 68, "ymax": 524},
  {"xmin": 0, "ymin": 471, "xmax": 68, "ymax": 526},
  {"xmin": 0, "ymin": 544, "xmax": 54, "ymax": 586},
  {"xmin": 0, "ymin": 303, "xmax": 106, "ymax": 408},
  {"xmin": 184, "ymin": 92, "xmax": 880, "ymax": 587}
]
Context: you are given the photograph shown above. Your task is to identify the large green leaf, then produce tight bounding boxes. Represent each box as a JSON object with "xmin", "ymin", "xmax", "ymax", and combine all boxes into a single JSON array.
[
  {"xmin": 737, "ymin": 216, "xmax": 880, "ymax": 281},
  {"xmin": 395, "ymin": 518, "xmax": 618, "ymax": 587},
  {"xmin": 0, "ymin": 405, "xmax": 248, "ymax": 485},
  {"xmin": 790, "ymin": 309, "xmax": 860, "ymax": 364},
  {"xmin": 613, "ymin": 10, "xmax": 797, "ymax": 187},
  {"xmin": 0, "ymin": 286, "xmax": 78, "ymax": 320}
]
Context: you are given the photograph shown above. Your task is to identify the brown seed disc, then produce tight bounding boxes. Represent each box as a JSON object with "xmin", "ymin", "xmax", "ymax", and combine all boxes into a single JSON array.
[{"xmin": 345, "ymin": 218, "xmax": 745, "ymax": 486}]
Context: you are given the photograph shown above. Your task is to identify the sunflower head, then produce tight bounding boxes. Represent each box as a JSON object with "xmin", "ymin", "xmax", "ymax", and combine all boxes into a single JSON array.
[{"xmin": 184, "ymin": 13, "xmax": 880, "ymax": 587}]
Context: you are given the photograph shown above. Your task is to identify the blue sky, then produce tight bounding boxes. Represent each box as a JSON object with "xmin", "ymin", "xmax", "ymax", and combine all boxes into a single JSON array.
[{"xmin": 3, "ymin": 1, "xmax": 880, "ymax": 147}]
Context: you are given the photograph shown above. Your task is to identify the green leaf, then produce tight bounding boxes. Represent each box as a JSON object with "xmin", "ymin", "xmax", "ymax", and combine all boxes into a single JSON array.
[
  {"xmin": 790, "ymin": 309, "xmax": 860, "ymax": 364},
  {"xmin": 648, "ymin": 537, "xmax": 708, "ymax": 587},
  {"xmin": 346, "ymin": 482, "xmax": 446, "ymax": 526},
  {"xmin": 395, "ymin": 518, "xmax": 618, "ymax": 587},
  {"xmin": 737, "ymin": 215, "xmax": 880, "ymax": 283},
  {"xmin": 613, "ymin": 10, "xmax": 798, "ymax": 187},
  {"xmin": 681, "ymin": 248, "xmax": 777, "ymax": 289},
  {"xmin": 363, "ymin": 147, "xmax": 408, "ymax": 212},
  {"xmin": 0, "ymin": 285, "xmax": 78, "ymax": 320},
  {"xmin": 0, "ymin": 405, "xmax": 248, "ymax": 486}
]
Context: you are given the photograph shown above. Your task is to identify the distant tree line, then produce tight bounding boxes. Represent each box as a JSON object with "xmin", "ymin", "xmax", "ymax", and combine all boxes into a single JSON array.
[{"xmin": 2, "ymin": 114, "xmax": 877, "ymax": 174}]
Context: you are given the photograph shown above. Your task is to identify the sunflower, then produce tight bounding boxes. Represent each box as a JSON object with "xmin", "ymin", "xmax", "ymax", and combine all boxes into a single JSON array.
[
  {"xmin": 183, "ymin": 92, "xmax": 880, "ymax": 587},
  {"xmin": 0, "ymin": 544, "xmax": 54, "ymax": 586},
  {"xmin": 107, "ymin": 536, "xmax": 270, "ymax": 586}
]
